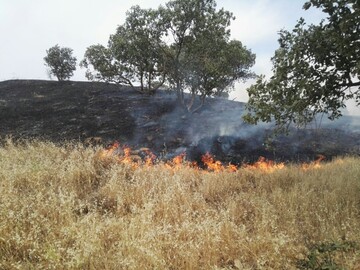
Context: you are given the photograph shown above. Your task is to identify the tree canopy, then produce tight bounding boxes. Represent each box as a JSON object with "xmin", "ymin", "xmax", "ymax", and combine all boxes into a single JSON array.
[
  {"xmin": 245, "ymin": 0, "xmax": 360, "ymax": 131},
  {"xmin": 81, "ymin": 6, "xmax": 166, "ymax": 94},
  {"xmin": 161, "ymin": 0, "xmax": 255, "ymax": 111},
  {"xmin": 81, "ymin": 0, "xmax": 255, "ymax": 111},
  {"xmin": 44, "ymin": 45, "xmax": 77, "ymax": 81}
]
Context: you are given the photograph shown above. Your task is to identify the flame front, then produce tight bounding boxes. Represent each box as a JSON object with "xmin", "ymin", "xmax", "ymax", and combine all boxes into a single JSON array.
[
  {"xmin": 302, "ymin": 155, "xmax": 325, "ymax": 170},
  {"xmin": 201, "ymin": 152, "xmax": 237, "ymax": 172},
  {"xmin": 99, "ymin": 141, "xmax": 120, "ymax": 159},
  {"xmin": 98, "ymin": 142, "xmax": 326, "ymax": 173},
  {"xmin": 169, "ymin": 152, "xmax": 186, "ymax": 169},
  {"xmin": 172, "ymin": 153, "xmax": 185, "ymax": 165},
  {"xmin": 244, "ymin": 156, "xmax": 285, "ymax": 173},
  {"xmin": 145, "ymin": 151, "xmax": 156, "ymax": 166},
  {"xmin": 122, "ymin": 147, "xmax": 133, "ymax": 164}
]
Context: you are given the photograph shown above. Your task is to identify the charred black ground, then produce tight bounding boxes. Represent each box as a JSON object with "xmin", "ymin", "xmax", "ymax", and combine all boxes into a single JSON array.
[{"xmin": 1, "ymin": 80, "xmax": 359, "ymax": 164}]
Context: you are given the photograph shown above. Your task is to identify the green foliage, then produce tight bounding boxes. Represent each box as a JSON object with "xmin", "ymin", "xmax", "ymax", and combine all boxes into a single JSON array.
[
  {"xmin": 297, "ymin": 241, "xmax": 358, "ymax": 269},
  {"xmin": 81, "ymin": 6, "xmax": 165, "ymax": 93},
  {"xmin": 82, "ymin": 0, "xmax": 255, "ymax": 105},
  {"xmin": 245, "ymin": 0, "xmax": 360, "ymax": 131},
  {"xmin": 111, "ymin": 6, "xmax": 167, "ymax": 94},
  {"xmin": 81, "ymin": 6, "xmax": 167, "ymax": 94},
  {"xmin": 80, "ymin": 44, "xmax": 123, "ymax": 84},
  {"xmin": 44, "ymin": 44, "xmax": 77, "ymax": 81},
  {"xmin": 161, "ymin": 0, "xmax": 255, "ymax": 111}
]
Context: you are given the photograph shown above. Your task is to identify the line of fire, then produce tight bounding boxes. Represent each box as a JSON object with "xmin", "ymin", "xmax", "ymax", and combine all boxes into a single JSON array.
[{"xmin": 98, "ymin": 141, "xmax": 327, "ymax": 173}]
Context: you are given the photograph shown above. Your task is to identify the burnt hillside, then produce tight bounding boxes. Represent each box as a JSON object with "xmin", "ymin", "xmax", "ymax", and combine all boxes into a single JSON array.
[{"xmin": 1, "ymin": 79, "xmax": 359, "ymax": 163}]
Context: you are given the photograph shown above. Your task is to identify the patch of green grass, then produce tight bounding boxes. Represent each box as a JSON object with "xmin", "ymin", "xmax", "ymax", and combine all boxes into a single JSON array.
[{"xmin": 297, "ymin": 241, "xmax": 358, "ymax": 270}]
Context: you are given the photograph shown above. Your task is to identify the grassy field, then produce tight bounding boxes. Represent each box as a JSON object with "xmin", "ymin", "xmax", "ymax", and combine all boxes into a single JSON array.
[{"xmin": 0, "ymin": 140, "xmax": 359, "ymax": 269}]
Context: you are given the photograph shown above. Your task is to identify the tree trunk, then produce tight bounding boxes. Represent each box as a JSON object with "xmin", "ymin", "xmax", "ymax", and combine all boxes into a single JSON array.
[{"xmin": 140, "ymin": 72, "xmax": 144, "ymax": 93}]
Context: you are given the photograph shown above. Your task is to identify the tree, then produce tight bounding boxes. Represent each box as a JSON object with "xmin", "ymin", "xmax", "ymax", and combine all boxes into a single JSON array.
[
  {"xmin": 82, "ymin": 0, "xmax": 255, "ymax": 106},
  {"xmin": 44, "ymin": 45, "xmax": 77, "ymax": 81},
  {"xmin": 81, "ymin": 6, "xmax": 166, "ymax": 94},
  {"xmin": 160, "ymin": 0, "xmax": 255, "ymax": 111},
  {"xmin": 245, "ymin": 0, "xmax": 360, "ymax": 131},
  {"xmin": 81, "ymin": 44, "xmax": 122, "ymax": 84},
  {"xmin": 183, "ymin": 39, "xmax": 255, "ymax": 111}
]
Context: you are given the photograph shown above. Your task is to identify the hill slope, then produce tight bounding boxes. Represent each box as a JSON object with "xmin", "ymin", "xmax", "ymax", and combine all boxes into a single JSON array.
[{"xmin": 0, "ymin": 79, "xmax": 359, "ymax": 163}]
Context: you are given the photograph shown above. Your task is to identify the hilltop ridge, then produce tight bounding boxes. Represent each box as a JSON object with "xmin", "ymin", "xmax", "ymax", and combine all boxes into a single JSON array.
[{"xmin": 1, "ymin": 80, "xmax": 359, "ymax": 163}]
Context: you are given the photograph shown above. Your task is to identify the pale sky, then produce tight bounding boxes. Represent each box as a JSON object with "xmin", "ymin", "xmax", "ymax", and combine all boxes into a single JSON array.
[{"xmin": 3, "ymin": 0, "xmax": 358, "ymax": 115}]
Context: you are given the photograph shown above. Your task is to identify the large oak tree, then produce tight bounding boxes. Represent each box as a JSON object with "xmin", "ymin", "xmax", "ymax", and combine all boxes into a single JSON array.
[{"xmin": 245, "ymin": 0, "xmax": 359, "ymax": 131}]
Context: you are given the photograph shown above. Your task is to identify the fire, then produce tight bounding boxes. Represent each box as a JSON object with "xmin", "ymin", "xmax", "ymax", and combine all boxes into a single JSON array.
[
  {"xmin": 145, "ymin": 151, "xmax": 157, "ymax": 166},
  {"xmin": 302, "ymin": 155, "xmax": 325, "ymax": 170},
  {"xmin": 164, "ymin": 152, "xmax": 193, "ymax": 171},
  {"xmin": 99, "ymin": 141, "xmax": 120, "ymax": 159},
  {"xmin": 243, "ymin": 156, "xmax": 285, "ymax": 173},
  {"xmin": 98, "ymin": 143, "xmax": 143, "ymax": 168},
  {"xmin": 201, "ymin": 152, "xmax": 238, "ymax": 172},
  {"xmin": 121, "ymin": 147, "xmax": 133, "ymax": 164},
  {"xmin": 169, "ymin": 152, "xmax": 186, "ymax": 168},
  {"xmin": 227, "ymin": 163, "xmax": 238, "ymax": 172},
  {"xmin": 98, "ymin": 142, "xmax": 326, "ymax": 173},
  {"xmin": 173, "ymin": 153, "xmax": 186, "ymax": 165}
]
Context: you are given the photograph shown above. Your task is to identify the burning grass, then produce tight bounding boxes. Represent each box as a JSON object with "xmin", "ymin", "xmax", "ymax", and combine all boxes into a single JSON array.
[{"xmin": 0, "ymin": 140, "xmax": 360, "ymax": 269}]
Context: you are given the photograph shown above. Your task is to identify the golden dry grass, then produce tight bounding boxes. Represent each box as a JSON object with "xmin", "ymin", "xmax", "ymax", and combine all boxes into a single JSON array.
[{"xmin": 0, "ymin": 140, "xmax": 359, "ymax": 269}]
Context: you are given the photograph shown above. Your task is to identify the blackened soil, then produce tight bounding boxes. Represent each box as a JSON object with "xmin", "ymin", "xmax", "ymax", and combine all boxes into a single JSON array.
[
  {"xmin": 0, "ymin": 80, "xmax": 138, "ymax": 142},
  {"xmin": 1, "ymin": 79, "xmax": 359, "ymax": 163}
]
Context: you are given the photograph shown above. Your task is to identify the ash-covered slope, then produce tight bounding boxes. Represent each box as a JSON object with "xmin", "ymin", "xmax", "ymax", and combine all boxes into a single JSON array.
[
  {"xmin": 0, "ymin": 80, "xmax": 137, "ymax": 141},
  {"xmin": 1, "ymin": 79, "xmax": 359, "ymax": 163}
]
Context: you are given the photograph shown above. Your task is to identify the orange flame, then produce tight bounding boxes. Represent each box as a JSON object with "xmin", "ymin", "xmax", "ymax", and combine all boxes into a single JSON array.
[
  {"xmin": 121, "ymin": 147, "xmax": 134, "ymax": 165},
  {"xmin": 244, "ymin": 156, "xmax": 285, "ymax": 173},
  {"xmin": 201, "ymin": 152, "xmax": 237, "ymax": 172},
  {"xmin": 98, "ymin": 142, "xmax": 140, "ymax": 168},
  {"xmin": 164, "ymin": 152, "xmax": 193, "ymax": 171},
  {"xmin": 170, "ymin": 152, "xmax": 186, "ymax": 169},
  {"xmin": 145, "ymin": 155, "xmax": 156, "ymax": 166},
  {"xmin": 98, "ymin": 142, "xmax": 326, "ymax": 173},
  {"xmin": 228, "ymin": 163, "xmax": 238, "ymax": 172},
  {"xmin": 172, "ymin": 153, "xmax": 186, "ymax": 165},
  {"xmin": 99, "ymin": 141, "xmax": 120, "ymax": 159},
  {"xmin": 302, "ymin": 155, "xmax": 325, "ymax": 170}
]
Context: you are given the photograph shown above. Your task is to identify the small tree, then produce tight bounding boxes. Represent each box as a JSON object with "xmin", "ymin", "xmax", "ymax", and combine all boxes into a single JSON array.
[
  {"xmin": 44, "ymin": 45, "xmax": 77, "ymax": 81},
  {"xmin": 81, "ymin": 6, "xmax": 166, "ymax": 94}
]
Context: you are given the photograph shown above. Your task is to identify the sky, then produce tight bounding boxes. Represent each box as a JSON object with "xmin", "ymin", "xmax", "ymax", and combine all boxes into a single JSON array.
[{"xmin": 1, "ymin": 0, "xmax": 359, "ymax": 114}]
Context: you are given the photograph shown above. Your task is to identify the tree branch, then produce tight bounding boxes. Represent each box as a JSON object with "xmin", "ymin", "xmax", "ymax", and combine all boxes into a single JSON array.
[{"xmin": 338, "ymin": 81, "xmax": 360, "ymax": 88}]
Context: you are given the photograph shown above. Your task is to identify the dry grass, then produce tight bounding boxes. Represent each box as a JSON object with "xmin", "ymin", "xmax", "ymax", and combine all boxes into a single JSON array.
[{"xmin": 0, "ymin": 140, "xmax": 359, "ymax": 269}]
